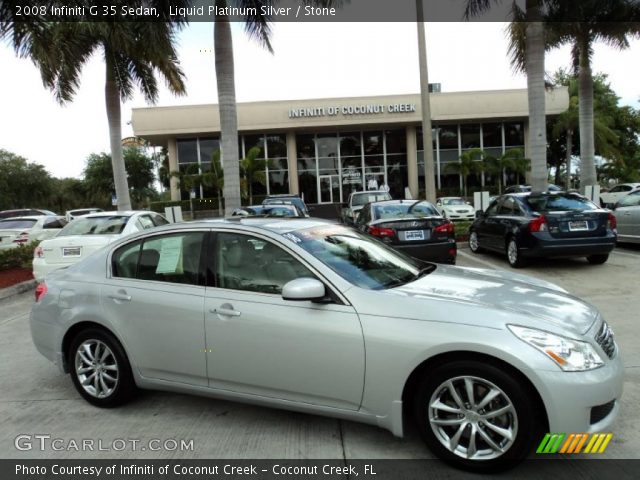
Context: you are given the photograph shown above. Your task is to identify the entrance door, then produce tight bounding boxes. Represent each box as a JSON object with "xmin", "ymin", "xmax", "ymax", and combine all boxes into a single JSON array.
[{"xmin": 319, "ymin": 175, "xmax": 333, "ymax": 203}]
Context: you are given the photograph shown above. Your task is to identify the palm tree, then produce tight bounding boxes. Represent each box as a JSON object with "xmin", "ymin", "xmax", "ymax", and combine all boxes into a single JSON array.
[
  {"xmin": 240, "ymin": 146, "xmax": 268, "ymax": 205},
  {"xmin": 4, "ymin": 4, "xmax": 188, "ymax": 212},
  {"xmin": 466, "ymin": 0, "xmax": 551, "ymax": 192},
  {"xmin": 542, "ymin": 0, "xmax": 640, "ymax": 190},
  {"xmin": 445, "ymin": 148, "xmax": 485, "ymax": 198},
  {"xmin": 484, "ymin": 148, "xmax": 528, "ymax": 194},
  {"xmin": 213, "ymin": 1, "xmax": 344, "ymax": 216},
  {"xmin": 511, "ymin": 155, "xmax": 532, "ymax": 185}
]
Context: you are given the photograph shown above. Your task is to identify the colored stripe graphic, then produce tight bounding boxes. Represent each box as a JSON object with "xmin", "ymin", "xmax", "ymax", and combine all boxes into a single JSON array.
[
  {"xmin": 537, "ymin": 433, "xmax": 613, "ymax": 454},
  {"xmin": 537, "ymin": 433, "xmax": 565, "ymax": 453}
]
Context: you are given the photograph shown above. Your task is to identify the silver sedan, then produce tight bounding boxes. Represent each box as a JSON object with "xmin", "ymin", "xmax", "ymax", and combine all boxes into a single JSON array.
[{"xmin": 30, "ymin": 218, "xmax": 623, "ymax": 471}]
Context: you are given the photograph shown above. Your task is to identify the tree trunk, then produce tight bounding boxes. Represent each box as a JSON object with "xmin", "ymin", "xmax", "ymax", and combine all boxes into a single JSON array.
[
  {"xmin": 416, "ymin": 0, "xmax": 436, "ymax": 202},
  {"xmin": 105, "ymin": 52, "xmax": 132, "ymax": 211},
  {"xmin": 565, "ymin": 128, "xmax": 573, "ymax": 190},
  {"xmin": 525, "ymin": 0, "xmax": 547, "ymax": 192},
  {"xmin": 578, "ymin": 39, "xmax": 597, "ymax": 191},
  {"xmin": 214, "ymin": 8, "xmax": 241, "ymax": 216}
]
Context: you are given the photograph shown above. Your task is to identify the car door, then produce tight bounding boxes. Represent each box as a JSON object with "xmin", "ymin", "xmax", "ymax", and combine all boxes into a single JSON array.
[
  {"xmin": 102, "ymin": 230, "xmax": 208, "ymax": 386},
  {"xmin": 476, "ymin": 200, "xmax": 501, "ymax": 250},
  {"xmin": 616, "ymin": 193, "xmax": 640, "ymax": 240},
  {"xmin": 203, "ymin": 230, "xmax": 365, "ymax": 410},
  {"xmin": 490, "ymin": 197, "xmax": 526, "ymax": 250}
]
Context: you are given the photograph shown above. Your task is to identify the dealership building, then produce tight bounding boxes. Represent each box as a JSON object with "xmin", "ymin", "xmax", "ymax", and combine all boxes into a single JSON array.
[{"xmin": 132, "ymin": 88, "xmax": 568, "ymax": 204}]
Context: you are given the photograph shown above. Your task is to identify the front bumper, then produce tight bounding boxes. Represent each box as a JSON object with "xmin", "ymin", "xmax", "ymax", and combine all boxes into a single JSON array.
[{"xmin": 394, "ymin": 240, "xmax": 456, "ymax": 264}]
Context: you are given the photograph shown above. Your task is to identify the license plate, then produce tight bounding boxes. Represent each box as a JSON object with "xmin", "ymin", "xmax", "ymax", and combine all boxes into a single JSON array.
[
  {"xmin": 62, "ymin": 247, "xmax": 81, "ymax": 257},
  {"xmin": 568, "ymin": 221, "xmax": 589, "ymax": 231},
  {"xmin": 404, "ymin": 230, "xmax": 425, "ymax": 241}
]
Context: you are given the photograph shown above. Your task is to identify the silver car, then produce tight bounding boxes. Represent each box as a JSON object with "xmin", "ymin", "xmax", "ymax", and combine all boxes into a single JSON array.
[
  {"xmin": 614, "ymin": 190, "xmax": 640, "ymax": 243},
  {"xmin": 30, "ymin": 218, "xmax": 623, "ymax": 471}
]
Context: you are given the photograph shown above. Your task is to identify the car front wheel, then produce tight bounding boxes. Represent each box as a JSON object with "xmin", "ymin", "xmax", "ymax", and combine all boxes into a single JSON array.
[
  {"xmin": 413, "ymin": 361, "xmax": 540, "ymax": 472},
  {"xmin": 469, "ymin": 231, "xmax": 482, "ymax": 253},
  {"xmin": 69, "ymin": 329, "xmax": 135, "ymax": 407}
]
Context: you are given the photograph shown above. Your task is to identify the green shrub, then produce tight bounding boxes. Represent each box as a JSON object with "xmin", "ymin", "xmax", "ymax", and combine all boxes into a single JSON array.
[{"xmin": 0, "ymin": 241, "xmax": 37, "ymax": 271}]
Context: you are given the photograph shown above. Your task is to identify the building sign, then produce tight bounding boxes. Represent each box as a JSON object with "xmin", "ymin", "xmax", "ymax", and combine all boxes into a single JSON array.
[{"xmin": 289, "ymin": 103, "xmax": 417, "ymax": 119}]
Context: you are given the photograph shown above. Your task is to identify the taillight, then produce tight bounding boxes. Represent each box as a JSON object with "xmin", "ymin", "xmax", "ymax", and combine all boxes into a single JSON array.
[
  {"xmin": 368, "ymin": 226, "xmax": 395, "ymax": 238},
  {"xmin": 434, "ymin": 221, "xmax": 455, "ymax": 234},
  {"xmin": 12, "ymin": 231, "xmax": 29, "ymax": 244},
  {"xmin": 34, "ymin": 246, "xmax": 44, "ymax": 258},
  {"xmin": 35, "ymin": 282, "xmax": 48, "ymax": 302},
  {"xmin": 528, "ymin": 215, "xmax": 548, "ymax": 232},
  {"xmin": 607, "ymin": 212, "xmax": 617, "ymax": 230}
]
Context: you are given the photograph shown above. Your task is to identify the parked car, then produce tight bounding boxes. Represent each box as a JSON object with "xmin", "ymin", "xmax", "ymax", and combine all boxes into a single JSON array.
[
  {"xmin": 262, "ymin": 195, "xmax": 309, "ymax": 216},
  {"xmin": 31, "ymin": 217, "xmax": 622, "ymax": 471},
  {"xmin": 0, "ymin": 215, "xmax": 67, "ymax": 250},
  {"xmin": 435, "ymin": 197, "xmax": 475, "ymax": 221},
  {"xmin": 469, "ymin": 192, "xmax": 616, "ymax": 268},
  {"xmin": 613, "ymin": 189, "xmax": 640, "ymax": 244},
  {"xmin": 355, "ymin": 199, "xmax": 456, "ymax": 264},
  {"xmin": 341, "ymin": 190, "xmax": 392, "ymax": 224},
  {"xmin": 65, "ymin": 208, "xmax": 104, "ymax": 222},
  {"xmin": 231, "ymin": 204, "xmax": 305, "ymax": 218},
  {"xmin": 600, "ymin": 183, "xmax": 640, "ymax": 208},
  {"xmin": 32, "ymin": 211, "xmax": 168, "ymax": 282},
  {"xmin": 0, "ymin": 208, "xmax": 57, "ymax": 219},
  {"xmin": 504, "ymin": 184, "xmax": 562, "ymax": 194}
]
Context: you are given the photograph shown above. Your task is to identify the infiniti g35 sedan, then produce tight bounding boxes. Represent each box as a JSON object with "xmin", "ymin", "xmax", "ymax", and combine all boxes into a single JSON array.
[{"xmin": 30, "ymin": 218, "xmax": 623, "ymax": 471}]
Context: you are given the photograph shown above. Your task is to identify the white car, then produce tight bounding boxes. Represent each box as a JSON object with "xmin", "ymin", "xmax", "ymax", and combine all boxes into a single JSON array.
[
  {"xmin": 435, "ymin": 197, "xmax": 476, "ymax": 221},
  {"xmin": 600, "ymin": 183, "xmax": 640, "ymax": 207},
  {"xmin": 0, "ymin": 215, "xmax": 67, "ymax": 250},
  {"xmin": 65, "ymin": 208, "xmax": 104, "ymax": 222},
  {"xmin": 33, "ymin": 211, "xmax": 169, "ymax": 282}
]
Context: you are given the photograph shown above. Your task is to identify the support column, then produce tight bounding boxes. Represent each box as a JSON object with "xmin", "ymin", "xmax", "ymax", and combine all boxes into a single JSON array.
[
  {"xmin": 286, "ymin": 131, "xmax": 299, "ymax": 195},
  {"xmin": 406, "ymin": 126, "xmax": 419, "ymax": 199},
  {"xmin": 167, "ymin": 138, "xmax": 180, "ymax": 201}
]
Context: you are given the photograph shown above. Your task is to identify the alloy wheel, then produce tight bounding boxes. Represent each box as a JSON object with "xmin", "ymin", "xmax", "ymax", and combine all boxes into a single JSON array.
[
  {"xmin": 469, "ymin": 232, "xmax": 480, "ymax": 252},
  {"xmin": 74, "ymin": 339, "xmax": 119, "ymax": 398},
  {"xmin": 428, "ymin": 375, "xmax": 518, "ymax": 460},
  {"xmin": 507, "ymin": 240, "xmax": 518, "ymax": 265}
]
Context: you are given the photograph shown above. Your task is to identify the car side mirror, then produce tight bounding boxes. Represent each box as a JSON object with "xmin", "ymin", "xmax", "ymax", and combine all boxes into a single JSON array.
[
  {"xmin": 282, "ymin": 278, "xmax": 327, "ymax": 302},
  {"xmin": 475, "ymin": 210, "xmax": 485, "ymax": 218},
  {"xmin": 436, "ymin": 202, "xmax": 442, "ymax": 206}
]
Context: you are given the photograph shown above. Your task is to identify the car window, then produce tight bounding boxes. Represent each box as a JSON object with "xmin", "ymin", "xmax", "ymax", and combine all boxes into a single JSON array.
[
  {"xmin": 137, "ymin": 215, "xmax": 155, "ymax": 230},
  {"xmin": 214, "ymin": 232, "xmax": 315, "ymax": 294},
  {"xmin": 285, "ymin": 225, "xmax": 424, "ymax": 290},
  {"xmin": 43, "ymin": 217, "xmax": 68, "ymax": 229},
  {"xmin": 58, "ymin": 216, "xmax": 129, "ymax": 236},
  {"xmin": 112, "ymin": 232, "xmax": 206, "ymax": 285},
  {"xmin": 618, "ymin": 192, "xmax": 640, "ymax": 207},
  {"xmin": 373, "ymin": 201, "xmax": 439, "ymax": 219},
  {"xmin": 497, "ymin": 197, "xmax": 520, "ymax": 215},
  {"xmin": 352, "ymin": 192, "xmax": 392, "ymax": 206},
  {"xmin": 525, "ymin": 194, "xmax": 598, "ymax": 212},
  {"xmin": 0, "ymin": 218, "xmax": 37, "ymax": 229},
  {"xmin": 442, "ymin": 198, "xmax": 465, "ymax": 206},
  {"xmin": 612, "ymin": 185, "xmax": 631, "ymax": 193},
  {"xmin": 152, "ymin": 214, "xmax": 170, "ymax": 227},
  {"xmin": 485, "ymin": 200, "xmax": 500, "ymax": 216}
]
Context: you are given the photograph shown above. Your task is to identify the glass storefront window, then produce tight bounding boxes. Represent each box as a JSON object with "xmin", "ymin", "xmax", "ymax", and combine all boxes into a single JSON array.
[
  {"xmin": 363, "ymin": 131, "xmax": 383, "ymax": 155},
  {"xmin": 298, "ymin": 171, "xmax": 318, "ymax": 204},
  {"xmin": 268, "ymin": 170, "xmax": 289, "ymax": 195},
  {"xmin": 199, "ymin": 138, "xmax": 219, "ymax": 167},
  {"xmin": 244, "ymin": 134, "xmax": 266, "ymax": 157},
  {"xmin": 438, "ymin": 126, "xmax": 458, "ymax": 150},
  {"xmin": 385, "ymin": 129, "xmax": 406, "ymax": 154},
  {"xmin": 318, "ymin": 157, "xmax": 339, "ymax": 174},
  {"xmin": 296, "ymin": 134, "xmax": 315, "ymax": 159},
  {"xmin": 460, "ymin": 124, "xmax": 480, "ymax": 149},
  {"xmin": 315, "ymin": 133, "xmax": 338, "ymax": 158},
  {"xmin": 177, "ymin": 139, "xmax": 198, "ymax": 165},
  {"xmin": 416, "ymin": 127, "xmax": 438, "ymax": 151},
  {"xmin": 266, "ymin": 134, "xmax": 287, "ymax": 158},
  {"xmin": 504, "ymin": 121, "xmax": 525, "ymax": 146},
  {"xmin": 339, "ymin": 132, "xmax": 361, "ymax": 157},
  {"xmin": 364, "ymin": 154, "xmax": 384, "ymax": 169},
  {"xmin": 297, "ymin": 157, "xmax": 317, "ymax": 172},
  {"xmin": 439, "ymin": 149, "xmax": 460, "ymax": 163},
  {"xmin": 482, "ymin": 123, "xmax": 502, "ymax": 148},
  {"xmin": 386, "ymin": 166, "xmax": 407, "ymax": 199}
]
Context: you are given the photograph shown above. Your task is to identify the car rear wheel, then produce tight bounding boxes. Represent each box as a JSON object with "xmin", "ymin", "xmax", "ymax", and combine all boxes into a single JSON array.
[
  {"xmin": 469, "ymin": 231, "xmax": 483, "ymax": 253},
  {"xmin": 68, "ymin": 329, "xmax": 135, "ymax": 407},
  {"xmin": 413, "ymin": 361, "xmax": 539, "ymax": 472},
  {"xmin": 587, "ymin": 254, "xmax": 609, "ymax": 265},
  {"xmin": 506, "ymin": 237, "xmax": 527, "ymax": 268}
]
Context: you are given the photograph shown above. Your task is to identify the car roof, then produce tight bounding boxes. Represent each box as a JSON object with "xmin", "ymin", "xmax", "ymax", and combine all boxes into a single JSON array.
[
  {"xmin": 369, "ymin": 199, "xmax": 430, "ymax": 206},
  {"xmin": 0, "ymin": 215, "xmax": 50, "ymax": 221},
  {"xmin": 149, "ymin": 217, "xmax": 336, "ymax": 235},
  {"xmin": 81, "ymin": 210, "xmax": 148, "ymax": 218}
]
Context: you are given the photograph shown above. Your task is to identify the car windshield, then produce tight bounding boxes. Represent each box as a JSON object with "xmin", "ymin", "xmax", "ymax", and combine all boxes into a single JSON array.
[
  {"xmin": 442, "ymin": 198, "xmax": 466, "ymax": 206},
  {"xmin": 284, "ymin": 225, "xmax": 430, "ymax": 290},
  {"xmin": 525, "ymin": 194, "xmax": 598, "ymax": 212},
  {"xmin": 58, "ymin": 216, "xmax": 129, "ymax": 236},
  {"xmin": 352, "ymin": 192, "xmax": 392, "ymax": 207},
  {"xmin": 0, "ymin": 218, "xmax": 37, "ymax": 229},
  {"xmin": 373, "ymin": 202, "xmax": 439, "ymax": 220}
]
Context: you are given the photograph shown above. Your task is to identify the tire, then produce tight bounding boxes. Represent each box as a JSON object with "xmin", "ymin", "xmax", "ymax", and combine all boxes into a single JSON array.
[
  {"xmin": 587, "ymin": 254, "xmax": 609, "ymax": 265},
  {"xmin": 506, "ymin": 237, "xmax": 527, "ymax": 268},
  {"xmin": 68, "ymin": 328, "xmax": 135, "ymax": 408},
  {"xmin": 413, "ymin": 360, "xmax": 540, "ymax": 473},
  {"xmin": 469, "ymin": 230, "xmax": 483, "ymax": 254}
]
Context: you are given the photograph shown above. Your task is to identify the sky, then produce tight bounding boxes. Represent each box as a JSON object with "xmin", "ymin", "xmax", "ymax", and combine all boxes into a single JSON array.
[{"xmin": 1, "ymin": 21, "xmax": 639, "ymax": 179}]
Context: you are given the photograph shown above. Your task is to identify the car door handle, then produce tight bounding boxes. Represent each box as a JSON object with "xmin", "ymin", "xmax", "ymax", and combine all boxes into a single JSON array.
[
  {"xmin": 108, "ymin": 291, "xmax": 131, "ymax": 302},
  {"xmin": 210, "ymin": 307, "xmax": 241, "ymax": 317}
]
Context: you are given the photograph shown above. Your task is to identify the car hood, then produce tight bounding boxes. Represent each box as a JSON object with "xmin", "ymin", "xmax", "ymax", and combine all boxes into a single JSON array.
[{"xmin": 388, "ymin": 265, "xmax": 598, "ymax": 335}]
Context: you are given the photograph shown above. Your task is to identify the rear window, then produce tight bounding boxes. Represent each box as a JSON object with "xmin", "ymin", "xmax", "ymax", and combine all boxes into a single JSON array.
[
  {"xmin": 373, "ymin": 202, "xmax": 439, "ymax": 219},
  {"xmin": 58, "ymin": 216, "xmax": 129, "ymax": 236},
  {"xmin": 352, "ymin": 192, "xmax": 392, "ymax": 207},
  {"xmin": 525, "ymin": 194, "xmax": 597, "ymax": 212},
  {"xmin": 0, "ymin": 218, "xmax": 37, "ymax": 229}
]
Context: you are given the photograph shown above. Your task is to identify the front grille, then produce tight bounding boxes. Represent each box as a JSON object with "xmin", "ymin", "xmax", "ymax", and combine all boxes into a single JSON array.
[
  {"xmin": 594, "ymin": 321, "xmax": 616, "ymax": 359},
  {"xmin": 590, "ymin": 400, "xmax": 616, "ymax": 424}
]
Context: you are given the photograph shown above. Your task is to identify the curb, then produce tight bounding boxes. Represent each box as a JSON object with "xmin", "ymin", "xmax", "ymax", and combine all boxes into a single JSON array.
[{"xmin": 0, "ymin": 279, "xmax": 37, "ymax": 301}]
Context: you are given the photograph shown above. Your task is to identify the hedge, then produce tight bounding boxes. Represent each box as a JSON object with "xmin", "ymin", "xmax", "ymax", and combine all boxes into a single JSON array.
[{"xmin": 0, "ymin": 241, "xmax": 37, "ymax": 271}]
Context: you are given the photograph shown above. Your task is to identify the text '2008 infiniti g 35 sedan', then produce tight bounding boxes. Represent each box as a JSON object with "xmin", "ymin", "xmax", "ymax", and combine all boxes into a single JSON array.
[{"xmin": 30, "ymin": 218, "xmax": 623, "ymax": 471}]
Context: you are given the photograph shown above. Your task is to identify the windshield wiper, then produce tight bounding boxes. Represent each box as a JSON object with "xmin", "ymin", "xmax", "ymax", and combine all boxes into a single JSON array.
[{"xmin": 415, "ymin": 263, "xmax": 437, "ymax": 279}]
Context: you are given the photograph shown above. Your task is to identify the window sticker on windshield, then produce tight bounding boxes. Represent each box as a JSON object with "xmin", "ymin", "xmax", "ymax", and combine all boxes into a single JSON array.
[
  {"xmin": 155, "ymin": 237, "xmax": 183, "ymax": 274},
  {"xmin": 282, "ymin": 233, "xmax": 301, "ymax": 243}
]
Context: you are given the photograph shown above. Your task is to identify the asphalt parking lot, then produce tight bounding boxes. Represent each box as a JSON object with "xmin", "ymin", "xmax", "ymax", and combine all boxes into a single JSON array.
[{"xmin": 1, "ymin": 244, "xmax": 639, "ymax": 465}]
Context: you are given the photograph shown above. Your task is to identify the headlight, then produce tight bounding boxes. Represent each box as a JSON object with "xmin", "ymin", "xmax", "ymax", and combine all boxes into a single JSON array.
[{"xmin": 508, "ymin": 325, "xmax": 604, "ymax": 371}]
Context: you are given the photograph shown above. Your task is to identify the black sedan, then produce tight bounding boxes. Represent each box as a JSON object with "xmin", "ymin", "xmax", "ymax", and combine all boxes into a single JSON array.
[
  {"xmin": 469, "ymin": 192, "xmax": 617, "ymax": 267},
  {"xmin": 354, "ymin": 200, "xmax": 456, "ymax": 264}
]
